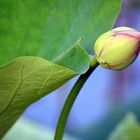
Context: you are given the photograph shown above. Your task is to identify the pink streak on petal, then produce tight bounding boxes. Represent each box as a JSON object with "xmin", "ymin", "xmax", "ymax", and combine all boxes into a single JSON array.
[{"xmin": 113, "ymin": 30, "xmax": 140, "ymax": 40}]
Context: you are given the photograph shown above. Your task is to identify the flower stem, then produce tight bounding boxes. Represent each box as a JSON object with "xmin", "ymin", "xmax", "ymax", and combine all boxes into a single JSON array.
[{"xmin": 54, "ymin": 57, "xmax": 99, "ymax": 140}]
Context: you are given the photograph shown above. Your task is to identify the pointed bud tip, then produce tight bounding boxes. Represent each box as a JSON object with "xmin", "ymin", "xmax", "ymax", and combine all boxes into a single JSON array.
[{"xmin": 113, "ymin": 27, "xmax": 140, "ymax": 40}]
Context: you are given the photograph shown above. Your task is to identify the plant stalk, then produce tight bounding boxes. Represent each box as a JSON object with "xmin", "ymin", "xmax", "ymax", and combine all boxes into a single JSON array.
[{"xmin": 54, "ymin": 57, "xmax": 99, "ymax": 140}]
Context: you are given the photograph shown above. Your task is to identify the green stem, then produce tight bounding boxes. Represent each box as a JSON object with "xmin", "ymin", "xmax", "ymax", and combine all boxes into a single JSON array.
[{"xmin": 54, "ymin": 57, "xmax": 99, "ymax": 140}]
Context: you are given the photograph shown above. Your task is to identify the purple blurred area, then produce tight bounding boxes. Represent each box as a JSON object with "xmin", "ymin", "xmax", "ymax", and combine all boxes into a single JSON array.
[{"xmin": 23, "ymin": 0, "xmax": 140, "ymax": 139}]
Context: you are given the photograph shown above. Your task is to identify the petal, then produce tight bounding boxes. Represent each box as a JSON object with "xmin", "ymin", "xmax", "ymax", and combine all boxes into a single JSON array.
[{"xmin": 114, "ymin": 30, "xmax": 140, "ymax": 40}]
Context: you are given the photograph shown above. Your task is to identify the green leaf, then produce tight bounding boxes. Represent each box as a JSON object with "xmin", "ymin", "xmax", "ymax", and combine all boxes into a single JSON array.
[
  {"xmin": 0, "ymin": 0, "xmax": 122, "ymax": 138},
  {"xmin": 0, "ymin": 56, "xmax": 77, "ymax": 138},
  {"xmin": 53, "ymin": 39, "xmax": 90, "ymax": 74},
  {"xmin": 0, "ymin": 0, "xmax": 122, "ymax": 65},
  {"xmin": 0, "ymin": 40, "xmax": 90, "ymax": 138},
  {"xmin": 108, "ymin": 113, "xmax": 140, "ymax": 140}
]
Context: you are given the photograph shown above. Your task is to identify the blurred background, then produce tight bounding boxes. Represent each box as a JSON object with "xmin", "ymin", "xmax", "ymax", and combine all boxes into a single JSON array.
[{"xmin": 4, "ymin": 0, "xmax": 140, "ymax": 140}]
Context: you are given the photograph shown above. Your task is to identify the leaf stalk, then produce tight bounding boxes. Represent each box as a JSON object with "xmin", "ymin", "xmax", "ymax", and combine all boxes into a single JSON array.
[{"xmin": 54, "ymin": 57, "xmax": 99, "ymax": 140}]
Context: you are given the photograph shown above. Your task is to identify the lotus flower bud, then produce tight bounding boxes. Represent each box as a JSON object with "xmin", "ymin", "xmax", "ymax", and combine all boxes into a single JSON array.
[{"xmin": 94, "ymin": 27, "xmax": 140, "ymax": 70}]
